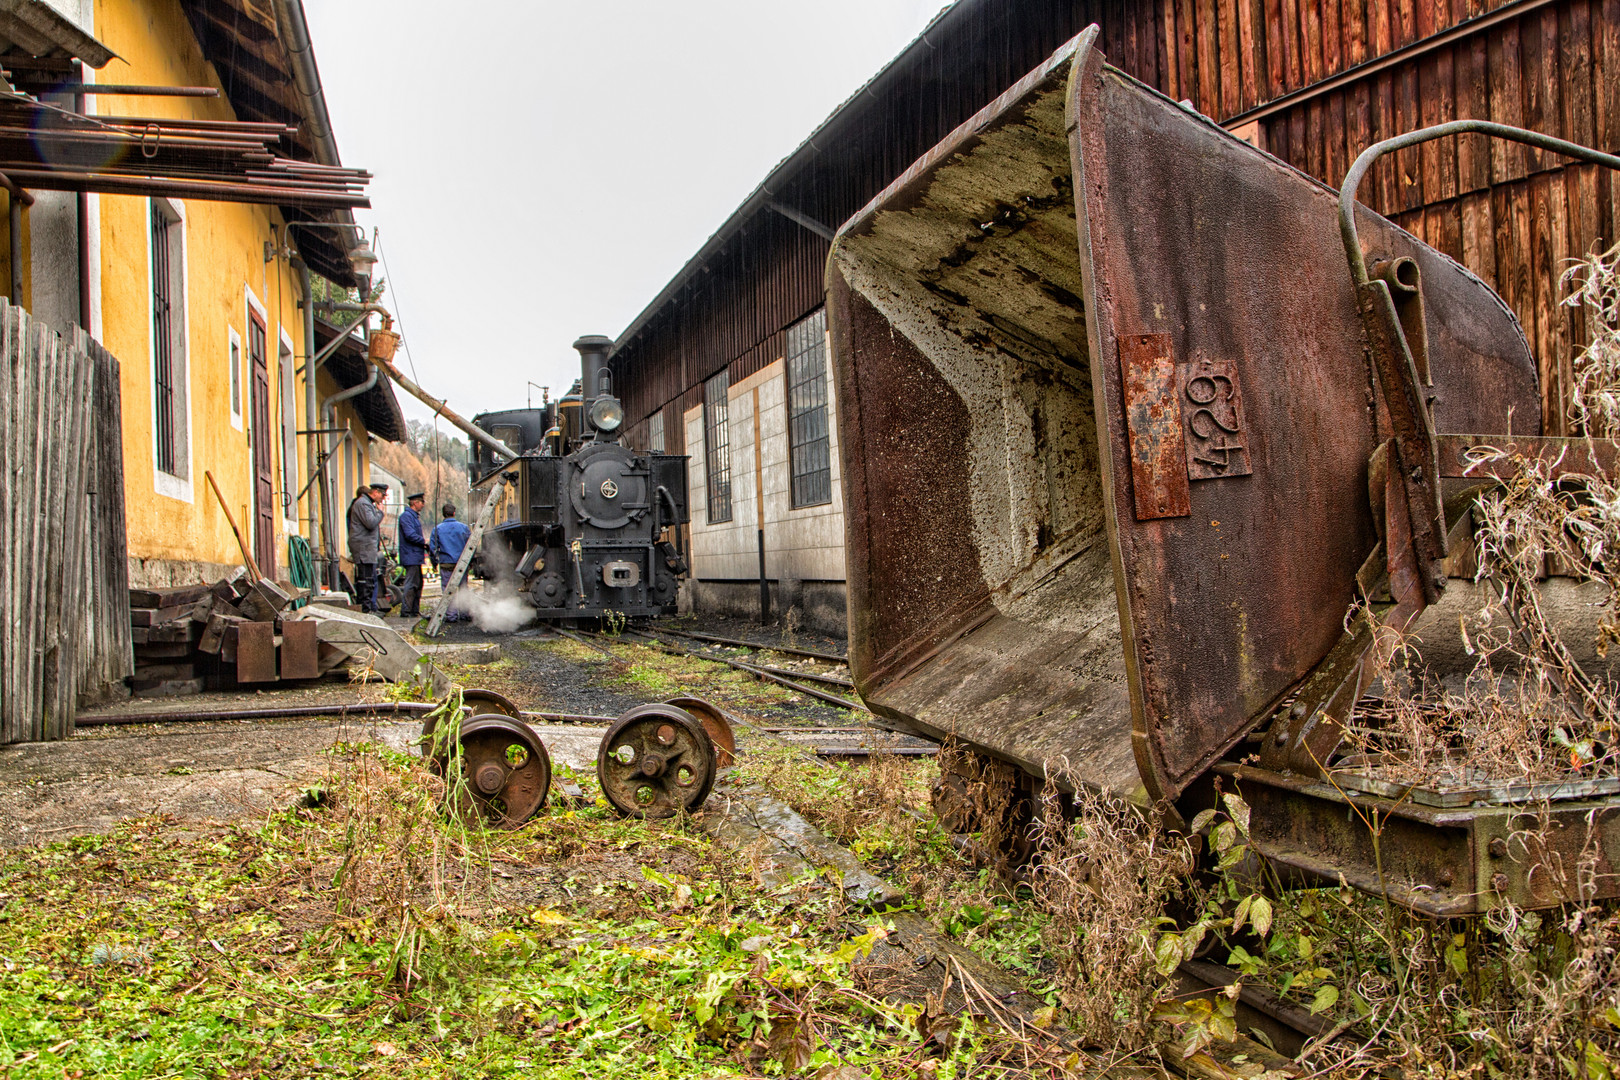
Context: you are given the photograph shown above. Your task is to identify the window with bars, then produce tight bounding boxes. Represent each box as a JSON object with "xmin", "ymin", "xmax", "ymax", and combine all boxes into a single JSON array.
[
  {"xmin": 704, "ymin": 370, "xmax": 732, "ymax": 523},
  {"xmin": 150, "ymin": 200, "xmax": 187, "ymax": 480},
  {"xmin": 649, "ymin": 410, "xmax": 665, "ymax": 454},
  {"xmin": 786, "ymin": 308, "xmax": 832, "ymax": 507}
]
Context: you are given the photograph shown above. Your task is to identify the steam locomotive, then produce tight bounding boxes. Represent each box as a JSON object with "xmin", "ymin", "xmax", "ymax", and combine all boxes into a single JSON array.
[{"xmin": 467, "ymin": 336, "xmax": 689, "ymax": 620}]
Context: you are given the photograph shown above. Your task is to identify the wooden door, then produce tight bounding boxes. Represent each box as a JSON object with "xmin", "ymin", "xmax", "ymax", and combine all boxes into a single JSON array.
[{"xmin": 248, "ymin": 312, "xmax": 276, "ymax": 578}]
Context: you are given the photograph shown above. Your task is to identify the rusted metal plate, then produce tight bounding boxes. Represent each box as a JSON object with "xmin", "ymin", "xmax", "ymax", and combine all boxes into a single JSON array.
[
  {"xmin": 1118, "ymin": 333, "xmax": 1190, "ymax": 519},
  {"xmin": 279, "ymin": 618, "xmax": 320, "ymax": 680},
  {"xmin": 235, "ymin": 620, "xmax": 278, "ymax": 684},
  {"xmin": 1179, "ymin": 358, "xmax": 1252, "ymax": 480},
  {"xmin": 827, "ymin": 28, "xmax": 1538, "ymax": 802},
  {"xmin": 1065, "ymin": 41, "xmax": 1537, "ymax": 799},
  {"xmin": 1224, "ymin": 764, "xmax": 1620, "ymax": 915}
]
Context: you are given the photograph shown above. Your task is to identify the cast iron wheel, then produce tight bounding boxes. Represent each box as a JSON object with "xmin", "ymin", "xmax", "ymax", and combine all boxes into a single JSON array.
[
  {"xmin": 597, "ymin": 704, "xmax": 716, "ymax": 819},
  {"xmin": 421, "ymin": 688, "xmax": 524, "ymax": 762},
  {"xmin": 445, "ymin": 714, "xmax": 551, "ymax": 829},
  {"xmin": 460, "ymin": 688, "xmax": 521, "ymax": 719},
  {"xmin": 663, "ymin": 696, "xmax": 737, "ymax": 768}
]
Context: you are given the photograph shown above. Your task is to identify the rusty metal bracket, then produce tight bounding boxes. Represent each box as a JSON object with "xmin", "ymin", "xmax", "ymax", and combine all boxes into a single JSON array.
[
  {"xmin": 1341, "ymin": 124, "xmax": 1620, "ymax": 606},
  {"xmin": 1436, "ymin": 433, "xmax": 1620, "ymax": 479}
]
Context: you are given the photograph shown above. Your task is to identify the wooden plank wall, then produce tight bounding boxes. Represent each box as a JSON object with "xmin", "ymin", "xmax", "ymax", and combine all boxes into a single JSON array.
[
  {"xmin": 615, "ymin": 0, "xmax": 1615, "ymax": 439},
  {"xmin": 1, "ymin": 303, "xmax": 132, "ymax": 744},
  {"xmin": 1144, "ymin": 0, "xmax": 1619, "ymax": 433}
]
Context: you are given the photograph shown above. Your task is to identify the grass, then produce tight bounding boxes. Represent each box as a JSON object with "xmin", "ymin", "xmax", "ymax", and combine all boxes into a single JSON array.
[{"xmin": 0, "ymin": 743, "xmax": 1031, "ymax": 1080}]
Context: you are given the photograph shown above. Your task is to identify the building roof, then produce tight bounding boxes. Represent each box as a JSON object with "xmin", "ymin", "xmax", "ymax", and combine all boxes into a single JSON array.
[
  {"xmin": 177, "ymin": 0, "xmax": 365, "ymax": 286},
  {"xmin": 315, "ymin": 316, "xmax": 407, "ymax": 442},
  {"xmin": 0, "ymin": 0, "xmax": 115, "ymax": 68}
]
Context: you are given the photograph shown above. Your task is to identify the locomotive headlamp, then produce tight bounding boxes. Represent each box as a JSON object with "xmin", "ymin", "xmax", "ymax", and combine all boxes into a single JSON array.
[{"xmin": 589, "ymin": 396, "xmax": 624, "ymax": 433}]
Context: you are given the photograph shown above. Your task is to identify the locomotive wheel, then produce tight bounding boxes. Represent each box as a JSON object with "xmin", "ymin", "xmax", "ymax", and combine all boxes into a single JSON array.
[
  {"xmin": 662, "ymin": 696, "xmax": 737, "ymax": 769},
  {"xmin": 443, "ymin": 714, "xmax": 551, "ymax": 829},
  {"xmin": 597, "ymin": 704, "xmax": 716, "ymax": 819}
]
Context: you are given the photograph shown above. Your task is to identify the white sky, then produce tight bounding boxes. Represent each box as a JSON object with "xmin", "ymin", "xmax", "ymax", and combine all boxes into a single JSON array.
[{"xmin": 303, "ymin": 1, "xmax": 949, "ymax": 429}]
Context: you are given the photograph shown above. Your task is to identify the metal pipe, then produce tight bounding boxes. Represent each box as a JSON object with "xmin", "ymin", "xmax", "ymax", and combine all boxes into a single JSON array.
[
  {"xmin": 75, "ymin": 701, "xmax": 620, "ymax": 728},
  {"xmin": 575, "ymin": 333, "xmax": 611, "ymax": 404},
  {"xmin": 1339, "ymin": 122, "xmax": 1620, "ymax": 287},
  {"xmin": 54, "ymin": 84, "xmax": 220, "ymax": 97},
  {"xmin": 370, "ymin": 355, "xmax": 518, "ymax": 460},
  {"xmin": 0, "ymin": 169, "xmax": 368, "ymax": 209},
  {"xmin": 298, "ymin": 261, "xmax": 324, "ymax": 585}
]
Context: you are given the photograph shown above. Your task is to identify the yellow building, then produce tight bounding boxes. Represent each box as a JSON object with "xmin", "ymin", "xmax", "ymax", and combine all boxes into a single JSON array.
[{"xmin": 1, "ymin": 0, "xmax": 401, "ymax": 588}]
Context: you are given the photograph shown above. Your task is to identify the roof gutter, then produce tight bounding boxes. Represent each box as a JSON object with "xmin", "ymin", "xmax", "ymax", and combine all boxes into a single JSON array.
[{"xmin": 609, "ymin": 0, "xmax": 984, "ymax": 360}]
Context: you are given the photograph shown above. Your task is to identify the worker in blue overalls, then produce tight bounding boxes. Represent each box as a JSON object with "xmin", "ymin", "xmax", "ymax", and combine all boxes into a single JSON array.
[
  {"xmin": 429, "ymin": 502, "xmax": 472, "ymax": 623},
  {"xmin": 397, "ymin": 492, "xmax": 427, "ymax": 618}
]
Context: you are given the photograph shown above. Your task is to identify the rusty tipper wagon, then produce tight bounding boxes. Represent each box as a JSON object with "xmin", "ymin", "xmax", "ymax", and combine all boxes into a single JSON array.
[{"xmin": 826, "ymin": 27, "xmax": 1620, "ymax": 915}]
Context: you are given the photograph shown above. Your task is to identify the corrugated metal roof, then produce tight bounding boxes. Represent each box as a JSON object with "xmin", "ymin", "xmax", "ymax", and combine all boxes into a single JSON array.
[{"xmin": 177, "ymin": 0, "xmax": 363, "ymax": 287}]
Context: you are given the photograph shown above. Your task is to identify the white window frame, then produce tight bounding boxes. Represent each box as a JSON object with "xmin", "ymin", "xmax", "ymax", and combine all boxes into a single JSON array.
[
  {"xmin": 148, "ymin": 197, "xmax": 191, "ymax": 502},
  {"xmin": 649, "ymin": 410, "xmax": 665, "ymax": 454},
  {"xmin": 228, "ymin": 326, "xmax": 243, "ymax": 431}
]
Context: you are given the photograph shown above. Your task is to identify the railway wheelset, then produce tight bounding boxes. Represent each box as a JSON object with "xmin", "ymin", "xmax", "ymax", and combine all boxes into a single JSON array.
[{"xmin": 421, "ymin": 688, "xmax": 737, "ymax": 826}]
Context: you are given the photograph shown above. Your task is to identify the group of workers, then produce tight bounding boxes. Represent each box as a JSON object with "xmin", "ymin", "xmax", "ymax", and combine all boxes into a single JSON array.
[{"xmin": 345, "ymin": 484, "xmax": 471, "ymax": 619}]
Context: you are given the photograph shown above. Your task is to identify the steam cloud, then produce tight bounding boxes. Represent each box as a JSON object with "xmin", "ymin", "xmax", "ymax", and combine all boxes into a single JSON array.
[{"xmin": 446, "ymin": 538, "xmax": 536, "ymax": 634}]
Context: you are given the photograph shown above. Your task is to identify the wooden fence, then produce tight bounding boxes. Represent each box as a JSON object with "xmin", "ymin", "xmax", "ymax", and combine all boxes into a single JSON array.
[{"xmin": 1, "ymin": 301, "xmax": 131, "ymax": 744}]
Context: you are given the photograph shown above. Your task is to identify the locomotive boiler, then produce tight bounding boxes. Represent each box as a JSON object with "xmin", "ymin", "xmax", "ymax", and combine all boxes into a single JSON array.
[{"xmin": 467, "ymin": 336, "xmax": 689, "ymax": 620}]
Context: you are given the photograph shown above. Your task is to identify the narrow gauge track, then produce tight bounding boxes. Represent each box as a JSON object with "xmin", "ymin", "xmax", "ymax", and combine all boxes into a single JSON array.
[
  {"xmin": 558, "ymin": 626, "xmax": 870, "ymax": 714},
  {"xmin": 656, "ymin": 627, "xmax": 848, "ymax": 666}
]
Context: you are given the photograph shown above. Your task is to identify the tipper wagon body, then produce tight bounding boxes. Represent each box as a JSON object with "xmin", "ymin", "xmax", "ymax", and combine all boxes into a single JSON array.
[{"xmin": 827, "ymin": 26, "xmax": 1619, "ymax": 914}]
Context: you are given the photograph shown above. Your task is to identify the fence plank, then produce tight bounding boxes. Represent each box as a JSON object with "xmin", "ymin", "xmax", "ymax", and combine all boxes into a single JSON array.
[{"xmin": 0, "ymin": 304, "xmax": 130, "ymax": 743}]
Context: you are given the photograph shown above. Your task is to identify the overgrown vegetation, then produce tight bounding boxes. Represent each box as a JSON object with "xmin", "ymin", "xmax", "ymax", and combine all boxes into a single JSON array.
[{"xmin": 0, "ymin": 744, "xmax": 1010, "ymax": 1079}]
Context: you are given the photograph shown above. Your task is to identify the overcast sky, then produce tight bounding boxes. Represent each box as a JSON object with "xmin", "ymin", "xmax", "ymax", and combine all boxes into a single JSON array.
[{"xmin": 303, "ymin": 1, "xmax": 948, "ymax": 430}]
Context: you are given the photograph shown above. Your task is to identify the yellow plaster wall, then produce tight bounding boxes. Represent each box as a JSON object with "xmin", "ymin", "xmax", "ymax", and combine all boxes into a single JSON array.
[{"xmin": 90, "ymin": 0, "xmax": 328, "ymax": 581}]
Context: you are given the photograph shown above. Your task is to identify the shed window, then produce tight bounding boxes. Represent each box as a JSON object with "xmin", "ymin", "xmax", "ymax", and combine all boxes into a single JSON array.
[
  {"xmin": 704, "ymin": 370, "xmax": 732, "ymax": 523},
  {"xmin": 649, "ymin": 410, "xmax": 665, "ymax": 454},
  {"xmin": 786, "ymin": 308, "xmax": 831, "ymax": 507},
  {"xmin": 150, "ymin": 199, "xmax": 188, "ymax": 480}
]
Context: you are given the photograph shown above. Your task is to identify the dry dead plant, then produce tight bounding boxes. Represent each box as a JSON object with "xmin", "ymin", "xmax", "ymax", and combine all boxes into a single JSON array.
[
  {"xmin": 1346, "ymin": 240, "xmax": 1620, "ymax": 787},
  {"xmin": 1024, "ymin": 776, "xmax": 1194, "ymax": 1053}
]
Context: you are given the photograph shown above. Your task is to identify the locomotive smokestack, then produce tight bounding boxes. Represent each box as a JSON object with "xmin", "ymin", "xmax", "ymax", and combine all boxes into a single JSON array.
[{"xmin": 573, "ymin": 334, "xmax": 613, "ymax": 403}]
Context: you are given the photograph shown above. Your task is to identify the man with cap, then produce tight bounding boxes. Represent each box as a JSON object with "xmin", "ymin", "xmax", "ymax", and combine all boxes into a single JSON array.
[
  {"xmin": 397, "ymin": 492, "xmax": 428, "ymax": 618},
  {"xmin": 347, "ymin": 483, "xmax": 387, "ymax": 614}
]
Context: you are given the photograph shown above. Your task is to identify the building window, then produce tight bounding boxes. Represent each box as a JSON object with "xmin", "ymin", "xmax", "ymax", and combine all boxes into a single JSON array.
[
  {"xmin": 649, "ymin": 410, "xmax": 665, "ymax": 453},
  {"xmin": 150, "ymin": 199, "xmax": 187, "ymax": 480},
  {"xmin": 228, "ymin": 330, "xmax": 243, "ymax": 429},
  {"xmin": 704, "ymin": 370, "xmax": 732, "ymax": 523},
  {"xmin": 786, "ymin": 308, "xmax": 832, "ymax": 507}
]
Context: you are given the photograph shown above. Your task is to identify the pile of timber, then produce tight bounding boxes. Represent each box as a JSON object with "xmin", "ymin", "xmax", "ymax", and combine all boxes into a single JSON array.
[
  {"xmin": 129, "ymin": 575, "xmax": 324, "ymax": 696},
  {"xmin": 128, "ymin": 576, "xmax": 447, "ymax": 699}
]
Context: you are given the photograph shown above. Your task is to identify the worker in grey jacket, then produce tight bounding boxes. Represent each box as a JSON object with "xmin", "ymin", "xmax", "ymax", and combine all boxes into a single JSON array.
[{"xmin": 347, "ymin": 483, "xmax": 387, "ymax": 613}]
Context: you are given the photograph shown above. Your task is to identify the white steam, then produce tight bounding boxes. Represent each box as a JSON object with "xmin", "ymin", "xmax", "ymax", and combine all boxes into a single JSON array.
[{"xmin": 455, "ymin": 583, "xmax": 537, "ymax": 634}]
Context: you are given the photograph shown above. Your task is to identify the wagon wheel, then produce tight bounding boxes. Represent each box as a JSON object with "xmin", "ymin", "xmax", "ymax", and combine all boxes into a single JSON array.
[
  {"xmin": 663, "ymin": 696, "xmax": 737, "ymax": 769},
  {"xmin": 443, "ymin": 714, "xmax": 551, "ymax": 829},
  {"xmin": 597, "ymin": 704, "xmax": 717, "ymax": 819},
  {"xmin": 421, "ymin": 687, "xmax": 523, "ymax": 762}
]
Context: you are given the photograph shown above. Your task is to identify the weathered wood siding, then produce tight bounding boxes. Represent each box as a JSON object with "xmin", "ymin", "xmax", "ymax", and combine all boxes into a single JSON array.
[
  {"xmin": 2, "ymin": 303, "xmax": 132, "ymax": 744},
  {"xmin": 616, "ymin": 0, "xmax": 1615, "ymax": 438}
]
